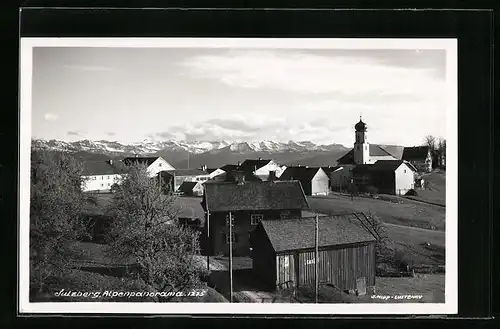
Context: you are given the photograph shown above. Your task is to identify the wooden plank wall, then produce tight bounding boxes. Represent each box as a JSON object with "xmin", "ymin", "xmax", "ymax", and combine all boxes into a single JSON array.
[
  {"xmin": 276, "ymin": 243, "xmax": 375, "ymax": 291},
  {"xmin": 275, "ymin": 254, "xmax": 296, "ymax": 289}
]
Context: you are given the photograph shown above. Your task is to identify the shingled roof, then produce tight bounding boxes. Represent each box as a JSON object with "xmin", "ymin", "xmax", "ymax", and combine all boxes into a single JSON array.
[
  {"xmin": 352, "ymin": 160, "xmax": 417, "ymax": 175},
  {"xmin": 178, "ymin": 181, "xmax": 200, "ymax": 193},
  {"xmin": 82, "ymin": 160, "xmax": 127, "ymax": 176},
  {"xmin": 166, "ymin": 168, "xmax": 209, "ymax": 176},
  {"xmin": 122, "ymin": 156, "xmax": 160, "ymax": 167},
  {"xmin": 239, "ymin": 159, "xmax": 272, "ymax": 172},
  {"xmin": 260, "ymin": 214, "xmax": 377, "ymax": 253},
  {"xmin": 203, "ymin": 180, "xmax": 309, "ymax": 212},
  {"xmin": 402, "ymin": 146, "xmax": 430, "ymax": 161},
  {"xmin": 279, "ymin": 166, "xmax": 323, "ymax": 182}
]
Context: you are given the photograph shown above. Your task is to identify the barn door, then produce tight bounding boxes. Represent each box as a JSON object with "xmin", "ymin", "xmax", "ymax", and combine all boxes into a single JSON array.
[{"xmin": 356, "ymin": 277, "xmax": 367, "ymax": 296}]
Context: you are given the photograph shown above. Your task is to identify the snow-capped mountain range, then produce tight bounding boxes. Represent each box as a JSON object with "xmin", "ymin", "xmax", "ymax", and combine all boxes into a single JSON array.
[{"xmin": 31, "ymin": 138, "xmax": 349, "ymax": 156}]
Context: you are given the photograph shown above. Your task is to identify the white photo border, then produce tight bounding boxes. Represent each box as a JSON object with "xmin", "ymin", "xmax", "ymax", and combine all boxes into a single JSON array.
[{"xmin": 19, "ymin": 37, "xmax": 458, "ymax": 315}]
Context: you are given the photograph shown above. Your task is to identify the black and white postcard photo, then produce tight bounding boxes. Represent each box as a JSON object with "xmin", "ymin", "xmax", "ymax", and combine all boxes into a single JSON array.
[{"xmin": 19, "ymin": 38, "xmax": 457, "ymax": 314}]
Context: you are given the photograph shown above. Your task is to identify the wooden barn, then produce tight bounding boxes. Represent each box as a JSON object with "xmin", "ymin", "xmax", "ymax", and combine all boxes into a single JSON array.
[
  {"xmin": 279, "ymin": 166, "xmax": 330, "ymax": 196},
  {"xmin": 201, "ymin": 180, "xmax": 309, "ymax": 257},
  {"xmin": 250, "ymin": 214, "xmax": 377, "ymax": 294}
]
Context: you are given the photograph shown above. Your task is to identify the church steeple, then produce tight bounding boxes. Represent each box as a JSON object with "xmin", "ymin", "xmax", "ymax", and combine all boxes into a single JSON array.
[{"xmin": 353, "ymin": 116, "xmax": 370, "ymax": 164}]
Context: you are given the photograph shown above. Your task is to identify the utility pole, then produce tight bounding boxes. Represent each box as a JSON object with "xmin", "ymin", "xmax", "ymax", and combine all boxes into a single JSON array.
[
  {"xmin": 315, "ymin": 215, "xmax": 319, "ymax": 304},
  {"xmin": 206, "ymin": 210, "xmax": 210, "ymax": 273},
  {"xmin": 228, "ymin": 212, "xmax": 234, "ymax": 303}
]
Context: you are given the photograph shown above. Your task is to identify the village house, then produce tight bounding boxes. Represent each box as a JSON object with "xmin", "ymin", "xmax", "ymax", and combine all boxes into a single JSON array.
[
  {"xmin": 279, "ymin": 166, "xmax": 330, "ymax": 196},
  {"xmin": 81, "ymin": 159, "xmax": 127, "ymax": 193},
  {"xmin": 401, "ymin": 146, "xmax": 433, "ymax": 173},
  {"xmin": 329, "ymin": 165, "xmax": 356, "ymax": 192},
  {"xmin": 209, "ymin": 164, "xmax": 239, "ymax": 181},
  {"xmin": 321, "ymin": 166, "xmax": 340, "ymax": 190},
  {"xmin": 160, "ymin": 166, "xmax": 212, "ymax": 192},
  {"xmin": 122, "ymin": 156, "xmax": 175, "ymax": 177},
  {"xmin": 201, "ymin": 180, "xmax": 309, "ymax": 257},
  {"xmin": 352, "ymin": 160, "xmax": 417, "ymax": 195},
  {"xmin": 250, "ymin": 214, "xmax": 377, "ymax": 293},
  {"xmin": 178, "ymin": 181, "xmax": 204, "ymax": 197},
  {"xmin": 238, "ymin": 158, "xmax": 287, "ymax": 181}
]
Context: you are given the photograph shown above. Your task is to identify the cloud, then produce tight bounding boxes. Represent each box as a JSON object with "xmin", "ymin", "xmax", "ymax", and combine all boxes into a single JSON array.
[
  {"xmin": 44, "ymin": 113, "xmax": 59, "ymax": 121},
  {"xmin": 178, "ymin": 50, "xmax": 445, "ymax": 101},
  {"xmin": 105, "ymin": 132, "xmax": 116, "ymax": 136},
  {"xmin": 155, "ymin": 114, "xmax": 339, "ymax": 144},
  {"xmin": 67, "ymin": 130, "xmax": 87, "ymax": 137},
  {"xmin": 60, "ymin": 64, "xmax": 114, "ymax": 72}
]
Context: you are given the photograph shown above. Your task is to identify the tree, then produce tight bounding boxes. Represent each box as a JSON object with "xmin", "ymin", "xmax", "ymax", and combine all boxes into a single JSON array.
[
  {"xmin": 105, "ymin": 163, "xmax": 207, "ymax": 301},
  {"xmin": 30, "ymin": 150, "xmax": 95, "ymax": 294},
  {"xmin": 424, "ymin": 135, "xmax": 437, "ymax": 152}
]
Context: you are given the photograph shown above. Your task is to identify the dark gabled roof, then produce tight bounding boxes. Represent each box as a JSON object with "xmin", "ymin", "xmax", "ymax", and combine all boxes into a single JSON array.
[
  {"xmin": 402, "ymin": 146, "xmax": 430, "ymax": 161},
  {"xmin": 352, "ymin": 160, "xmax": 416, "ymax": 175},
  {"xmin": 122, "ymin": 157, "xmax": 160, "ymax": 166},
  {"xmin": 166, "ymin": 168, "xmax": 209, "ymax": 176},
  {"xmin": 321, "ymin": 166, "xmax": 341, "ymax": 174},
  {"xmin": 82, "ymin": 160, "xmax": 127, "ymax": 176},
  {"xmin": 260, "ymin": 214, "xmax": 377, "ymax": 253},
  {"xmin": 178, "ymin": 181, "xmax": 200, "ymax": 193},
  {"xmin": 219, "ymin": 164, "xmax": 239, "ymax": 172},
  {"xmin": 337, "ymin": 149, "xmax": 355, "ymax": 164},
  {"xmin": 239, "ymin": 159, "xmax": 272, "ymax": 172},
  {"xmin": 374, "ymin": 160, "xmax": 417, "ymax": 172},
  {"xmin": 279, "ymin": 167, "xmax": 322, "ymax": 183},
  {"xmin": 206, "ymin": 168, "xmax": 217, "ymax": 174},
  {"xmin": 369, "ymin": 144, "xmax": 396, "ymax": 157},
  {"xmin": 203, "ymin": 180, "xmax": 309, "ymax": 212}
]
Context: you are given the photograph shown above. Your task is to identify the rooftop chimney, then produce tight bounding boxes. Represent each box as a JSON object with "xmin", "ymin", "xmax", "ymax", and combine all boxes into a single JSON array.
[
  {"xmin": 108, "ymin": 159, "xmax": 113, "ymax": 165},
  {"xmin": 237, "ymin": 161, "xmax": 241, "ymax": 167},
  {"xmin": 135, "ymin": 154, "xmax": 139, "ymax": 158},
  {"xmin": 258, "ymin": 157, "xmax": 262, "ymax": 161}
]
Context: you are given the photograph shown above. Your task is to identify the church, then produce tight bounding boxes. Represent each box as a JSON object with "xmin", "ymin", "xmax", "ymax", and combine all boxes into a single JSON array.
[
  {"xmin": 337, "ymin": 117, "xmax": 399, "ymax": 165},
  {"xmin": 330, "ymin": 118, "xmax": 417, "ymax": 195}
]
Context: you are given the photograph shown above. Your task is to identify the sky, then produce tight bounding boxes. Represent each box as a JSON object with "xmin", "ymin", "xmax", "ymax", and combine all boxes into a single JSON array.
[{"xmin": 31, "ymin": 46, "xmax": 448, "ymax": 147}]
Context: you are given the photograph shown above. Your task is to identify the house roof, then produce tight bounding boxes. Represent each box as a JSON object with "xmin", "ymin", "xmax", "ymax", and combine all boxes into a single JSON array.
[
  {"xmin": 203, "ymin": 180, "xmax": 309, "ymax": 212},
  {"xmin": 178, "ymin": 181, "xmax": 200, "ymax": 193},
  {"xmin": 219, "ymin": 164, "xmax": 239, "ymax": 172},
  {"xmin": 337, "ymin": 145, "xmax": 397, "ymax": 164},
  {"xmin": 279, "ymin": 166, "xmax": 322, "ymax": 182},
  {"xmin": 321, "ymin": 166, "xmax": 341, "ymax": 174},
  {"xmin": 82, "ymin": 160, "xmax": 127, "ymax": 176},
  {"xmin": 369, "ymin": 144, "xmax": 396, "ymax": 157},
  {"xmin": 402, "ymin": 146, "xmax": 430, "ymax": 161},
  {"xmin": 239, "ymin": 159, "xmax": 272, "ymax": 172},
  {"xmin": 260, "ymin": 214, "xmax": 377, "ymax": 253},
  {"xmin": 122, "ymin": 157, "xmax": 160, "ymax": 167},
  {"xmin": 166, "ymin": 168, "xmax": 209, "ymax": 176},
  {"xmin": 352, "ymin": 160, "xmax": 417, "ymax": 175}
]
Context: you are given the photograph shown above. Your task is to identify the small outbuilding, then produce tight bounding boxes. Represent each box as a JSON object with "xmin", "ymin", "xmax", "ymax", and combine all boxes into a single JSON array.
[
  {"xmin": 279, "ymin": 166, "xmax": 330, "ymax": 196},
  {"xmin": 250, "ymin": 213, "xmax": 377, "ymax": 293}
]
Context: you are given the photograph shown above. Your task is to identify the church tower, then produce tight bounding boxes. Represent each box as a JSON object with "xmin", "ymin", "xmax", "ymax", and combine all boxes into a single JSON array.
[{"xmin": 353, "ymin": 116, "xmax": 370, "ymax": 164}]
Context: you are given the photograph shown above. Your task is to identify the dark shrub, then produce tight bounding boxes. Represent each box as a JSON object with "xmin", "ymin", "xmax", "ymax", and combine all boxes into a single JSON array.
[{"xmin": 405, "ymin": 189, "xmax": 418, "ymax": 196}]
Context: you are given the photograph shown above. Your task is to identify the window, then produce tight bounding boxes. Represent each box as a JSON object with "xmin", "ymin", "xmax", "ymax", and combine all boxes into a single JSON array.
[
  {"xmin": 159, "ymin": 163, "xmax": 162, "ymax": 167},
  {"xmin": 223, "ymin": 233, "xmax": 237, "ymax": 244},
  {"xmin": 101, "ymin": 183, "xmax": 104, "ymax": 187},
  {"xmin": 225, "ymin": 213, "xmax": 235, "ymax": 226},
  {"xmin": 280, "ymin": 210, "xmax": 290, "ymax": 219},
  {"xmin": 250, "ymin": 214, "xmax": 263, "ymax": 225},
  {"xmin": 404, "ymin": 169, "xmax": 407, "ymax": 173}
]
